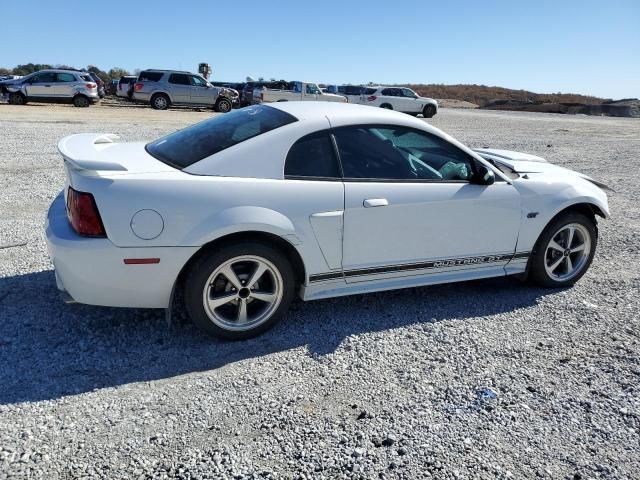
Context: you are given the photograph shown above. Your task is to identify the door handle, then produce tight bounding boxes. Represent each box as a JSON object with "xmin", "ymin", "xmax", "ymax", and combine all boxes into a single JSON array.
[
  {"xmin": 44, "ymin": 85, "xmax": 52, "ymax": 87},
  {"xmin": 363, "ymin": 198, "xmax": 389, "ymax": 208}
]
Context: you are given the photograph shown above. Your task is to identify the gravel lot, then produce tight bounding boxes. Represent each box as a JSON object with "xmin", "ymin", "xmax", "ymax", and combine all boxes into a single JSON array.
[{"xmin": 0, "ymin": 101, "xmax": 639, "ymax": 480}]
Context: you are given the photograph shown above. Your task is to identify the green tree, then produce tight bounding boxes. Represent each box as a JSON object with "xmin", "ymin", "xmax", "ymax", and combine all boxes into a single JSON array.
[{"xmin": 13, "ymin": 63, "xmax": 52, "ymax": 75}]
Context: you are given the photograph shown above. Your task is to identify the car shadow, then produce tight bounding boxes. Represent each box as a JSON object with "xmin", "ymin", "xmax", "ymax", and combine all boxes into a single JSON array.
[{"xmin": 0, "ymin": 270, "xmax": 553, "ymax": 405}]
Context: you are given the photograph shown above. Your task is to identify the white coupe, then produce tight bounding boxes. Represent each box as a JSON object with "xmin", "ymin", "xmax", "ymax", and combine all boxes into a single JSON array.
[{"xmin": 46, "ymin": 102, "xmax": 609, "ymax": 339}]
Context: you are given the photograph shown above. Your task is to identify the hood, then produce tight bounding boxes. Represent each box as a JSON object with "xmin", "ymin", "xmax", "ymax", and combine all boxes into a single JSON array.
[
  {"xmin": 474, "ymin": 148, "xmax": 612, "ymax": 191},
  {"xmin": 0, "ymin": 77, "xmax": 24, "ymax": 86}
]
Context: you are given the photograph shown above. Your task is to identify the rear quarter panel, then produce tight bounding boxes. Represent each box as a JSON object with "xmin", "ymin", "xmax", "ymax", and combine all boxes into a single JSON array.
[{"xmin": 71, "ymin": 172, "xmax": 344, "ymax": 283}]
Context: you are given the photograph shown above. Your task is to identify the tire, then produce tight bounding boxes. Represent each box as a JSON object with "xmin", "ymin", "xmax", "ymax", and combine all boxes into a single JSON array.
[
  {"xmin": 184, "ymin": 241, "xmax": 296, "ymax": 340},
  {"xmin": 529, "ymin": 212, "xmax": 597, "ymax": 288},
  {"xmin": 380, "ymin": 103, "xmax": 393, "ymax": 110},
  {"xmin": 423, "ymin": 104, "xmax": 436, "ymax": 118},
  {"xmin": 73, "ymin": 95, "xmax": 90, "ymax": 108},
  {"xmin": 151, "ymin": 93, "xmax": 170, "ymax": 110},
  {"xmin": 215, "ymin": 97, "xmax": 232, "ymax": 113},
  {"xmin": 8, "ymin": 92, "xmax": 25, "ymax": 105}
]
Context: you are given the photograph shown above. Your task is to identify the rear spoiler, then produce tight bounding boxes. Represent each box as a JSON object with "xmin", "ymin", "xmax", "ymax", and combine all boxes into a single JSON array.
[{"xmin": 57, "ymin": 133, "xmax": 128, "ymax": 172}]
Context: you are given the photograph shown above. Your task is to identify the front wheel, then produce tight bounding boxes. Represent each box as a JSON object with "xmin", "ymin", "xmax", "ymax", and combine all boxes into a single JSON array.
[
  {"xmin": 184, "ymin": 242, "xmax": 295, "ymax": 340},
  {"xmin": 214, "ymin": 97, "xmax": 232, "ymax": 113},
  {"xmin": 8, "ymin": 92, "xmax": 26, "ymax": 105},
  {"xmin": 529, "ymin": 212, "xmax": 597, "ymax": 287},
  {"xmin": 423, "ymin": 104, "xmax": 436, "ymax": 118}
]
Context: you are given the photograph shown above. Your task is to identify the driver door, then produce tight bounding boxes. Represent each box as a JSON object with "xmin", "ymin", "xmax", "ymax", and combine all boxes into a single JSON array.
[
  {"xmin": 25, "ymin": 72, "xmax": 57, "ymax": 98},
  {"xmin": 335, "ymin": 125, "xmax": 522, "ymax": 283},
  {"xmin": 401, "ymin": 88, "xmax": 422, "ymax": 113},
  {"xmin": 190, "ymin": 74, "xmax": 215, "ymax": 105}
]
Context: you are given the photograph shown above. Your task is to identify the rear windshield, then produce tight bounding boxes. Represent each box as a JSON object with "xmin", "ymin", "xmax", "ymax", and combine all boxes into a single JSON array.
[
  {"xmin": 119, "ymin": 76, "xmax": 136, "ymax": 84},
  {"xmin": 146, "ymin": 105, "xmax": 298, "ymax": 169}
]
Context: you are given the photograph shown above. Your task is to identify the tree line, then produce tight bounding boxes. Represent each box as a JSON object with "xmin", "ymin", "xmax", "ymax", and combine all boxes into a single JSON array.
[{"xmin": 0, "ymin": 64, "xmax": 134, "ymax": 83}]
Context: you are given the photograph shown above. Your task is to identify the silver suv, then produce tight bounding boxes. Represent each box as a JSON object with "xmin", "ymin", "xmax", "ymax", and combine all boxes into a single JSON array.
[
  {"xmin": 133, "ymin": 70, "xmax": 236, "ymax": 112},
  {"xmin": 1, "ymin": 69, "xmax": 100, "ymax": 107}
]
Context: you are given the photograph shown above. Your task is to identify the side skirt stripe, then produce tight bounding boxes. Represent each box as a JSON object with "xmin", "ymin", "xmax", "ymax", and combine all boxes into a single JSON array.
[{"xmin": 309, "ymin": 252, "xmax": 530, "ymax": 283}]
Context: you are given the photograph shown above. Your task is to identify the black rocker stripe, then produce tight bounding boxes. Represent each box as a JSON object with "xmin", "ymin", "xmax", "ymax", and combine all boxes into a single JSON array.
[{"xmin": 309, "ymin": 252, "xmax": 530, "ymax": 283}]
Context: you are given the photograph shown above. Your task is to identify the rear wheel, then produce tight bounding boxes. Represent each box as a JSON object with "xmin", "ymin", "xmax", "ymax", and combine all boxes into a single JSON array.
[
  {"xmin": 185, "ymin": 242, "xmax": 295, "ymax": 340},
  {"xmin": 214, "ymin": 97, "xmax": 232, "ymax": 113},
  {"xmin": 423, "ymin": 104, "xmax": 436, "ymax": 118},
  {"xmin": 380, "ymin": 103, "xmax": 393, "ymax": 109},
  {"xmin": 8, "ymin": 92, "xmax": 25, "ymax": 105},
  {"xmin": 73, "ymin": 95, "xmax": 90, "ymax": 108},
  {"xmin": 529, "ymin": 212, "xmax": 597, "ymax": 287},
  {"xmin": 151, "ymin": 93, "xmax": 170, "ymax": 110}
]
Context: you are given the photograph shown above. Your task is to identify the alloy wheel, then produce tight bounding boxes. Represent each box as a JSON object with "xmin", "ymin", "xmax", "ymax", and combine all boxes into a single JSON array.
[
  {"xmin": 544, "ymin": 223, "xmax": 591, "ymax": 281},
  {"xmin": 202, "ymin": 255, "xmax": 283, "ymax": 331}
]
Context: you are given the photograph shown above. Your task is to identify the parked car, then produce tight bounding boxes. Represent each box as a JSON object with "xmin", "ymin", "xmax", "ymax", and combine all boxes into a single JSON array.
[
  {"xmin": 107, "ymin": 79, "xmax": 118, "ymax": 96},
  {"xmin": 257, "ymin": 81, "xmax": 347, "ymax": 104},
  {"xmin": 88, "ymin": 72, "xmax": 106, "ymax": 98},
  {"xmin": 116, "ymin": 75, "xmax": 137, "ymax": 99},
  {"xmin": 45, "ymin": 102, "xmax": 609, "ymax": 340},
  {"xmin": 240, "ymin": 81, "xmax": 268, "ymax": 106},
  {"xmin": 357, "ymin": 86, "xmax": 438, "ymax": 117},
  {"xmin": 132, "ymin": 69, "xmax": 235, "ymax": 112},
  {"xmin": 2, "ymin": 69, "xmax": 99, "ymax": 107},
  {"xmin": 327, "ymin": 85, "xmax": 377, "ymax": 103},
  {"xmin": 211, "ymin": 82, "xmax": 244, "ymax": 106}
]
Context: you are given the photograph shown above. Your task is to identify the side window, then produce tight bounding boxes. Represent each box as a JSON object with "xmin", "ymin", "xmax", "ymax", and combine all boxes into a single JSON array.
[
  {"xmin": 168, "ymin": 73, "xmax": 190, "ymax": 85},
  {"xmin": 285, "ymin": 131, "xmax": 341, "ymax": 179},
  {"xmin": 380, "ymin": 88, "xmax": 395, "ymax": 96},
  {"xmin": 401, "ymin": 88, "xmax": 417, "ymax": 98},
  {"xmin": 333, "ymin": 126, "xmax": 475, "ymax": 181},
  {"xmin": 190, "ymin": 75, "xmax": 207, "ymax": 87},
  {"xmin": 32, "ymin": 73, "xmax": 57, "ymax": 83},
  {"xmin": 57, "ymin": 73, "xmax": 76, "ymax": 82},
  {"xmin": 139, "ymin": 71, "xmax": 163, "ymax": 82}
]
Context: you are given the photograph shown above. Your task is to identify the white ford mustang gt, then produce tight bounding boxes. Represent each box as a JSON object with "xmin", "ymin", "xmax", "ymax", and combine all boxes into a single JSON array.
[{"xmin": 46, "ymin": 102, "xmax": 609, "ymax": 339}]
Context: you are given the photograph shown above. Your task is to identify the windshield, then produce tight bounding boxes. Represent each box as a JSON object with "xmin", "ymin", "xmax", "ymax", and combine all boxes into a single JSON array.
[{"xmin": 146, "ymin": 105, "xmax": 298, "ymax": 170}]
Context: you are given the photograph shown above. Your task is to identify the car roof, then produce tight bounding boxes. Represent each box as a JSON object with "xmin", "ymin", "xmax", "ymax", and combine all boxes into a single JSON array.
[
  {"xmin": 268, "ymin": 101, "xmax": 431, "ymax": 128},
  {"xmin": 185, "ymin": 102, "xmax": 452, "ymax": 178},
  {"xmin": 32, "ymin": 69, "xmax": 85, "ymax": 74},
  {"xmin": 142, "ymin": 69, "xmax": 192, "ymax": 74}
]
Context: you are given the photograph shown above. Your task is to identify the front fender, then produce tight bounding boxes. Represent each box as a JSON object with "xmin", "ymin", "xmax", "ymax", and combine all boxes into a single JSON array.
[
  {"xmin": 182, "ymin": 206, "xmax": 298, "ymax": 246},
  {"xmin": 514, "ymin": 177, "xmax": 609, "ymax": 253}
]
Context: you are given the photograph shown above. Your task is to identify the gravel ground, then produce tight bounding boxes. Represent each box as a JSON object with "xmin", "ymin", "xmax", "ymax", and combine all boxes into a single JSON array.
[{"xmin": 0, "ymin": 101, "xmax": 639, "ymax": 480}]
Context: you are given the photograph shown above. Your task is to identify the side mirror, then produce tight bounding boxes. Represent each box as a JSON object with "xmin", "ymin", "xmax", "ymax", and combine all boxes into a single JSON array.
[{"xmin": 475, "ymin": 165, "xmax": 495, "ymax": 185}]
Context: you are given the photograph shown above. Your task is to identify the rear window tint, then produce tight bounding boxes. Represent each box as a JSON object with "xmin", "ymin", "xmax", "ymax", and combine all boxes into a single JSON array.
[
  {"xmin": 363, "ymin": 88, "xmax": 377, "ymax": 95},
  {"xmin": 79, "ymin": 74, "xmax": 92, "ymax": 82},
  {"xmin": 146, "ymin": 105, "xmax": 298, "ymax": 170},
  {"xmin": 119, "ymin": 76, "xmax": 136, "ymax": 84},
  {"xmin": 137, "ymin": 71, "xmax": 163, "ymax": 82}
]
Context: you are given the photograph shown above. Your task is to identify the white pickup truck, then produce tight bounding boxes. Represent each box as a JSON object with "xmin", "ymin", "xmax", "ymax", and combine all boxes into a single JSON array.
[{"xmin": 257, "ymin": 81, "xmax": 347, "ymax": 104}]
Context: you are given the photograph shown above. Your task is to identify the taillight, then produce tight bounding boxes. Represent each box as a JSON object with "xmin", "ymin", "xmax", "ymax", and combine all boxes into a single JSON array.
[
  {"xmin": 66, "ymin": 187, "xmax": 106, "ymax": 237},
  {"xmin": 134, "ymin": 82, "xmax": 143, "ymax": 91},
  {"xmin": 86, "ymin": 83, "xmax": 97, "ymax": 89},
  {"xmin": 367, "ymin": 95, "xmax": 377, "ymax": 101}
]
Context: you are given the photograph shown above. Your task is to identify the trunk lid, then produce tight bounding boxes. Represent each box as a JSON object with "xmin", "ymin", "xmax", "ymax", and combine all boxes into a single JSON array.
[{"xmin": 58, "ymin": 133, "xmax": 178, "ymax": 177}]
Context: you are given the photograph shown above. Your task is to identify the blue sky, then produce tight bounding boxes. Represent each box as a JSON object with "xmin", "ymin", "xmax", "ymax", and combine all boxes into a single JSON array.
[{"xmin": 3, "ymin": 0, "xmax": 638, "ymax": 98}]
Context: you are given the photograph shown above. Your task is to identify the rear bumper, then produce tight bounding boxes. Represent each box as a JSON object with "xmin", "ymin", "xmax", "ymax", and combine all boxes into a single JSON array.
[
  {"xmin": 45, "ymin": 192, "xmax": 198, "ymax": 308},
  {"xmin": 132, "ymin": 92, "xmax": 152, "ymax": 102}
]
